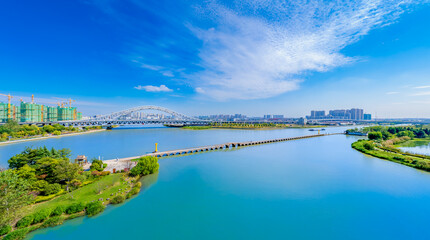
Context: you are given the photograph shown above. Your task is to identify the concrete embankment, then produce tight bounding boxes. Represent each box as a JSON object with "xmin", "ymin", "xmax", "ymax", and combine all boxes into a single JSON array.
[{"xmin": 87, "ymin": 133, "xmax": 343, "ymax": 172}]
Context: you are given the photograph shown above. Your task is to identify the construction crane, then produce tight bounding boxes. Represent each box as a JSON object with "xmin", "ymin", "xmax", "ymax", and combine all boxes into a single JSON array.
[
  {"xmin": 0, "ymin": 93, "xmax": 13, "ymax": 119},
  {"xmin": 53, "ymin": 97, "xmax": 75, "ymax": 107},
  {"xmin": 68, "ymin": 98, "xmax": 75, "ymax": 108}
]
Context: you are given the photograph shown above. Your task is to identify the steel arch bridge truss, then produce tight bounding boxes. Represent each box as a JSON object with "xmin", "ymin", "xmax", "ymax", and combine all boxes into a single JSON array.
[{"xmin": 94, "ymin": 105, "xmax": 198, "ymax": 121}]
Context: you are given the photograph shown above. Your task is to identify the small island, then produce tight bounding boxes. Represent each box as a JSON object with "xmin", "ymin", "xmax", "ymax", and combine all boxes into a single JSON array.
[
  {"xmin": 348, "ymin": 125, "xmax": 430, "ymax": 171},
  {"xmin": 182, "ymin": 122, "xmax": 325, "ymax": 130},
  {"xmin": 0, "ymin": 147, "xmax": 159, "ymax": 240}
]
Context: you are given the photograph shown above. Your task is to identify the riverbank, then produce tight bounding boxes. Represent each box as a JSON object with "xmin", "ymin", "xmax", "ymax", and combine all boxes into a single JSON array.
[
  {"xmin": 1, "ymin": 155, "xmax": 159, "ymax": 240},
  {"xmin": 0, "ymin": 129, "xmax": 106, "ymax": 146},
  {"xmin": 1, "ymin": 173, "xmax": 143, "ymax": 240},
  {"xmin": 352, "ymin": 140, "xmax": 430, "ymax": 171},
  {"xmin": 210, "ymin": 124, "xmax": 327, "ymax": 130}
]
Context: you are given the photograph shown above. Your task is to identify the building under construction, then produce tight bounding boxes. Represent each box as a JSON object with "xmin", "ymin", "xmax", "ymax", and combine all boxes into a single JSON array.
[{"xmin": 0, "ymin": 94, "xmax": 83, "ymax": 123}]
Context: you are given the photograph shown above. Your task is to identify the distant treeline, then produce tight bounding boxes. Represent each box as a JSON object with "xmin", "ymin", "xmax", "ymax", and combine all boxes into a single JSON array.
[
  {"xmin": 0, "ymin": 120, "xmax": 101, "ymax": 141},
  {"xmin": 347, "ymin": 125, "xmax": 430, "ymax": 140}
]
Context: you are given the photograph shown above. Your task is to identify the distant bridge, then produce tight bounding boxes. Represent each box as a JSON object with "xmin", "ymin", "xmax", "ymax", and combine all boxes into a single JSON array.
[{"xmin": 32, "ymin": 105, "xmax": 209, "ymax": 127}]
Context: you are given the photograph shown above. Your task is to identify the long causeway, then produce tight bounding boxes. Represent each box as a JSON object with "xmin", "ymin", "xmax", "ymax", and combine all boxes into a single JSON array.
[{"xmin": 87, "ymin": 133, "xmax": 343, "ymax": 172}]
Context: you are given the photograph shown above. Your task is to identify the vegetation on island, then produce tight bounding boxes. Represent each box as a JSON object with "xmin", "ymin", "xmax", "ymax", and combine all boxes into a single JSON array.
[
  {"xmin": 0, "ymin": 120, "xmax": 103, "ymax": 142},
  {"xmin": 182, "ymin": 125, "xmax": 212, "ymax": 130},
  {"xmin": 209, "ymin": 122, "xmax": 321, "ymax": 129},
  {"xmin": 349, "ymin": 125, "xmax": 430, "ymax": 171},
  {"xmin": 0, "ymin": 147, "xmax": 159, "ymax": 239}
]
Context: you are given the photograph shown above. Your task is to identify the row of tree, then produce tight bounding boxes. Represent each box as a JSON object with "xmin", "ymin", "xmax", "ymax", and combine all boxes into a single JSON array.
[
  {"xmin": 0, "ymin": 120, "xmax": 102, "ymax": 141},
  {"xmin": 347, "ymin": 125, "xmax": 430, "ymax": 141}
]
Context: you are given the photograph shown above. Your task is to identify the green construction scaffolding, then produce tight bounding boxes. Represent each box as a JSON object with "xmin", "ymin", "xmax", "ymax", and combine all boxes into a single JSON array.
[{"xmin": 0, "ymin": 101, "xmax": 82, "ymax": 123}]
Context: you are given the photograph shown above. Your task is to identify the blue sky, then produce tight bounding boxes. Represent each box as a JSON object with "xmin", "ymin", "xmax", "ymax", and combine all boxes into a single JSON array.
[{"xmin": 0, "ymin": 0, "xmax": 430, "ymax": 118}]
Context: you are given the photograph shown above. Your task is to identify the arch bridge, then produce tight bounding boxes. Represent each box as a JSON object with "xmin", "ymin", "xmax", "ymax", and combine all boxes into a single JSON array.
[{"xmin": 37, "ymin": 105, "xmax": 209, "ymax": 127}]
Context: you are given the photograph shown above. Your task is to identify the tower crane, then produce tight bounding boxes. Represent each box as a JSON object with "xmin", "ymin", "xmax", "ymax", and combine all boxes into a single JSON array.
[
  {"xmin": 53, "ymin": 97, "xmax": 76, "ymax": 107},
  {"xmin": 0, "ymin": 93, "xmax": 13, "ymax": 119}
]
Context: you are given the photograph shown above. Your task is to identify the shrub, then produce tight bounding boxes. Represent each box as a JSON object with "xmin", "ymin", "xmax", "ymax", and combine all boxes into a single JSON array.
[
  {"xmin": 0, "ymin": 225, "xmax": 12, "ymax": 236},
  {"xmin": 134, "ymin": 182, "xmax": 142, "ymax": 188},
  {"xmin": 129, "ymin": 156, "xmax": 159, "ymax": 176},
  {"xmin": 52, "ymin": 130, "xmax": 61, "ymax": 136},
  {"xmin": 15, "ymin": 215, "xmax": 33, "ymax": 228},
  {"xmin": 90, "ymin": 159, "xmax": 106, "ymax": 171},
  {"xmin": 43, "ymin": 183, "xmax": 62, "ymax": 195},
  {"xmin": 126, "ymin": 186, "xmax": 140, "ymax": 199},
  {"xmin": 368, "ymin": 132, "xmax": 383, "ymax": 140},
  {"xmin": 363, "ymin": 142, "xmax": 374, "ymax": 151},
  {"xmin": 41, "ymin": 216, "xmax": 64, "ymax": 228},
  {"xmin": 32, "ymin": 209, "xmax": 51, "ymax": 224},
  {"xmin": 91, "ymin": 170, "xmax": 102, "ymax": 176},
  {"xmin": 50, "ymin": 206, "xmax": 65, "ymax": 217},
  {"xmin": 3, "ymin": 228, "xmax": 29, "ymax": 240},
  {"xmin": 85, "ymin": 201, "xmax": 105, "ymax": 217},
  {"xmin": 110, "ymin": 195, "xmax": 125, "ymax": 204},
  {"xmin": 65, "ymin": 202, "xmax": 85, "ymax": 214}
]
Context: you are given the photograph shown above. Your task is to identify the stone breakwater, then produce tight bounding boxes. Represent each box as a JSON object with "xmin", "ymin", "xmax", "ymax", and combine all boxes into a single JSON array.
[{"xmin": 84, "ymin": 133, "xmax": 342, "ymax": 172}]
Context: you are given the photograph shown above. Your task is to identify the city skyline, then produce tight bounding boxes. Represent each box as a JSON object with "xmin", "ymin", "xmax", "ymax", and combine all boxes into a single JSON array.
[{"xmin": 1, "ymin": 1, "xmax": 430, "ymax": 118}]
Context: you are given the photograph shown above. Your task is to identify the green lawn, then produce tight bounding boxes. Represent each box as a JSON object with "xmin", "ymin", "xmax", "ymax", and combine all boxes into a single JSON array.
[{"xmin": 27, "ymin": 173, "xmax": 131, "ymax": 214}]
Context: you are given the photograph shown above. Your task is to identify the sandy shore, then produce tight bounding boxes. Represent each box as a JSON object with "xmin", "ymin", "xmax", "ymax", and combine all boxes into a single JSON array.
[{"xmin": 0, "ymin": 129, "xmax": 106, "ymax": 146}]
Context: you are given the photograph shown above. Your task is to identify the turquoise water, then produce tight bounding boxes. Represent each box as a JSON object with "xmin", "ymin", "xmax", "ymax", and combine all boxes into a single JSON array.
[{"xmin": 3, "ymin": 127, "xmax": 430, "ymax": 239}]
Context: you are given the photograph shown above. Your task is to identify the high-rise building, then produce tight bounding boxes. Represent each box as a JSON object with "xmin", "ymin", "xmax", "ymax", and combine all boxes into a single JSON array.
[
  {"xmin": 364, "ymin": 114, "xmax": 372, "ymax": 120},
  {"xmin": 310, "ymin": 110, "xmax": 325, "ymax": 119},
  {"xmin": 349, "ymin": 108, "xmax": 364, "ymax": 120},
  {"xmin": 328, "ymin": 110, "xmax": 350, "ymax": 119}
]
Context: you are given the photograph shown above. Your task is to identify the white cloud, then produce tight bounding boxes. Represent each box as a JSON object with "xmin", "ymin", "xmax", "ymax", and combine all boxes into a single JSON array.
[
  {"xmin": 189, "ymin": 0, "xmax": 426, "ymax": 100},
  {"xmin": 414, "ymin": 85, "xmax": 430, "ymax": 89},
  {"xmin": 386, "ymin": 92, "xmax": 400, "ymax": 95},
  {"xmin": 134, "ymin": 85, "xmax": 173, "ymax": 92},
  {"xmin": 195, "ymin": 87, "xmax": 205, "ymax": 93},
  {"xmin": 411, "ymin": 91, "xmax": 430, "ymax": 96},
  {"xmin": 162, "ymin": 71, "xmax": 174, "ymax": 77}
]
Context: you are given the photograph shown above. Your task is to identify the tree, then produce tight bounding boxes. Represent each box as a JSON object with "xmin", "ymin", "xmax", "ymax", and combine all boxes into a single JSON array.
[
  {"xmin": 416, "ymin": 130, "xmax": 428, "ymax": 139},
  {"xmin": 53, "ymin": 161, "xmax": 81, "ymax": 198},
  {"xmin": 8, "ymin": 147, "xmax": 71, "ymax": 170},
  {"xmin": 42, "ymin": 125, "xmax": 55, "ymax": 133},
  {"xmin": 129, "ymin": 156, "xmax": 159, "ymax": 176},
  {"xmin": 363, "ymin": 142, "xmax": 374, "ymax": 150},
  {"xmin": 0, "ymin": 120, "xmax": 21, "ymax": 134},
  {"xmin": 0, "ymin": 169, "xmax": 34, "ymax": 226},
  {"xmin": 15, "ymin": 164, "xmax": 36, "ymax": 183},
  {"xmin": 368, "ymin": 132, "xmax": 383, "ymax": 140}
]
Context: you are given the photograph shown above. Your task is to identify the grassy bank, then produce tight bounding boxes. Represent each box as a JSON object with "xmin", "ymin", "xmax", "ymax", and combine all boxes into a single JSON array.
[
  {"xmin": 0, "ymin": 120, "xmax": 104, "ymax": 144},
  {"xmin": 210, "ymin": 123, "xmax": 324, "ymax": 129},
  {"xmin": 182, "ymin": 126, "xmax": 212, "ymax": 130},
  {"xmin": 351, "ymin": 140, "xmax": 430, "ymax": 171},
  {"xmin": 1, "ymin": 151, "xmax": 159, "ymax": 240},
  {"xmin": 1, "ymin": 173, "xmax": 142, "ymax": 240}
]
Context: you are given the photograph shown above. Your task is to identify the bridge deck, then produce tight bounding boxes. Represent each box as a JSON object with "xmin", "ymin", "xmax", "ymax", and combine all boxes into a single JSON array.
[{"xmin": 84, "ymin": 133, "xmax": 342, "ymax": 172}]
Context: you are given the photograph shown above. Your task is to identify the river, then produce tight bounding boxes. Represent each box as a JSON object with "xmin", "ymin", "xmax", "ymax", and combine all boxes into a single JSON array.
[{"xmin": 2, "ymin": 126, "xmax": 430, "ymax": 239}]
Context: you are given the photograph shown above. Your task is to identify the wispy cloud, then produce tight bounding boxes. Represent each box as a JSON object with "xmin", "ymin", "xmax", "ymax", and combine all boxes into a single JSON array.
[
  {"xmin": 411, "ymin": 91, "xmax": 430, "ymax": 96},
  {"xmin": 131, "ymin": 59, "xmax": 175, "ymax": 77},
  {"xmin": 189, "ymin": 0, "xmax": 426, "ymax": 100},
  {"xmin": 134, "ymin": 85, "xmax": 173, "ymax": 92},
  {"xmin": 414, "ymin": 85, "xmax": 430, "ymax": 89},
  {"xmin": 386, "ymin": 92, "xmax": 400, "ymax": 95}
]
